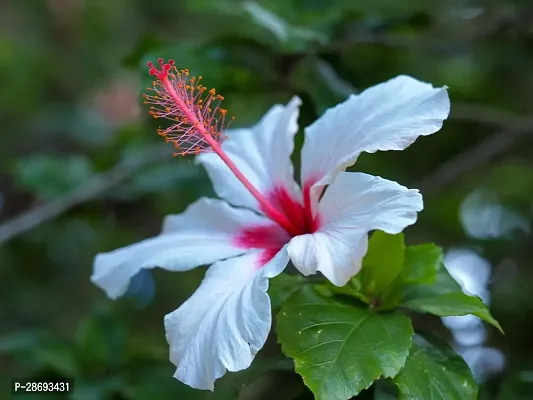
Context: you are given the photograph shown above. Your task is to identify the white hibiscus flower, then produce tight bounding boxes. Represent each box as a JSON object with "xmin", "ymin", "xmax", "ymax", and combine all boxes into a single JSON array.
[{"xmin": 91, "ymin": 58, "xmax": 450, "ymax": 390}]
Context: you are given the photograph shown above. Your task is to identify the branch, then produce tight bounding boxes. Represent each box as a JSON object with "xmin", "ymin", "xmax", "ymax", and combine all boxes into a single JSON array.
[{"xmin": 0, "ymin": 145, "xmax": 172, "ymax": 244}]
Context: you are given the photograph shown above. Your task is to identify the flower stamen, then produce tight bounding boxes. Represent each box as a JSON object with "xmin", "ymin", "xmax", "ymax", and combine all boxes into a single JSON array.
[
  {"xmin": 143, "ymin": 59, "xmax": 299, "ymax": 236},
  {"xmin": 144, "ymin": 60, "xmax": 229, "ymax": 156}
]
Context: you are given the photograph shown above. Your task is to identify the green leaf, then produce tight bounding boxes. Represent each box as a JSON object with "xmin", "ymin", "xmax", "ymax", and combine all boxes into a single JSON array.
[
  {"xmin": 361, "ymin": 231, "xmax": 405, "ymax": 296},
  {"xmin": 242, "ymin": 2, "xmax": 327, "ymax": 51},
  {"xmin": 268, "ymin": 273, "xmax": 306, "ymax": 309},
  {"xmin": 75, "ymin": 311, "xmax": 126, "ymax": 370},
  {"xmin": 363, "ymin": 243, "xmax": 442, "ymax": 311},
  {"xmin": 32, "ymin": 341, "xmax": 79, "ymax": 377},
  {"xmin": 401, "ymin": 265, "xmax": 502, "ymax": 332},
  {"xmin": 243, "ymin": 2, "xmax": 288, "ymax": 43},
  {"xmin": 394, "ymin": 335, "xmax": 478, "ymax": 400},
  {"xmin": 13, "ymin": 154, "xmax": 94, "ymax": 200},
  {"xmin": 0, "ymin": 331, "xmax": 45, "ymax": 354},
  {"xmin": 277, "ymin": 286, "xmax": 413, "ymax": 400},
  {"xmin": 402, "ymin": 244, "xmax": 443, "ymax": 285},
  {"xmin": 314, "ymin": 279, "xmax": 371, "ymax": 305}
]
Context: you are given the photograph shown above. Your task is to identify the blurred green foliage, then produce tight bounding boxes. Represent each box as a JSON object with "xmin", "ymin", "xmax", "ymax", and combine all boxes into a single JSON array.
[{"xmin": 2, "ymin": 0, "xmax": 533, "ymax": 398}]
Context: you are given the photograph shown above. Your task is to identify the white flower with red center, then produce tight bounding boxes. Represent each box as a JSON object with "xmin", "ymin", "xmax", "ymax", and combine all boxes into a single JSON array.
[{"xmin": 91, "ymin": 58, "xmax": 450, "ymax": 390}]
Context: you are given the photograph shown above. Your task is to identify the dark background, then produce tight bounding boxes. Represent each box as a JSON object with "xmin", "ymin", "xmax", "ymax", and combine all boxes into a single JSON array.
[{"xmin": 1, "ymin": 0, "xmax": 533, "ymax": 398}]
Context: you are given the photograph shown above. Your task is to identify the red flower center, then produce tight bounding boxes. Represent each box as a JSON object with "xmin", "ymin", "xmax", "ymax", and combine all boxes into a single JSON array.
[{"xmin": 234, "ymin": 181, "xmax": 319, "ymax": 267}]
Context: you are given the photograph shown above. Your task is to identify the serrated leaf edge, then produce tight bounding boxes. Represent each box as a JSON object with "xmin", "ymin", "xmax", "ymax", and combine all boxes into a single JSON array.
[{"xmin": 276, "ymin": 301, "xmax": 414, "ymax": 400}]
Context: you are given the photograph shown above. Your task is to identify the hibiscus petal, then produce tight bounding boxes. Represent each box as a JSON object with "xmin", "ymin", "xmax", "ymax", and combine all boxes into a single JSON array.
[
  {"xmin": 301, "ymin": 75, "xmax": 449, "ymax": 210},
  {"xmin": 91, "ymin": 197, "xmax": 271, "ymax": 299},
  {"xmin": 288, "ymin": 172, "xmax": 422, "ymax": 286},
  {"xmin": 197, "ymin": 97, "xmax": 302, "ymax": 213},
  {"xmin": 164, "ymin": 246, "xmax": 289, "ymax": 390}
]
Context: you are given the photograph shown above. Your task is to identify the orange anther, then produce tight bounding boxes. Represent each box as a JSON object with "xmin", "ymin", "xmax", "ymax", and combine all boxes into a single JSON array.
[{"xmin": 143, "ymin": 63, "xmax": 231, "ymax": 157}]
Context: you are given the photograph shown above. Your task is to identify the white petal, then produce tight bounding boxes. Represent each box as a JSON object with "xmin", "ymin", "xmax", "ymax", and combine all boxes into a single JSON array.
[
  {"xmin": 319, "ymin": 172, "xmax": 424, "ymax": 233},
  {"xmin": 165, "ymin": 246, "xmax": 289, "ymax": 390},
  {"xmin": 288, "ymin": 232, "xmax": 369, "ymax": 288},
  {"xmin": 288, "ymin": 172, "xmax": 423, "ymax": 286},
  {"xmin": 91, "ymin": 198, "xmax": 271, "ymax": 299},
  {"xmin": 301, "ymin": 75, "xmax": 449, "ymax": 210},
  {"xmin": 197, "ymin": 97, "xmax": 302, "ymax": 212}
]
